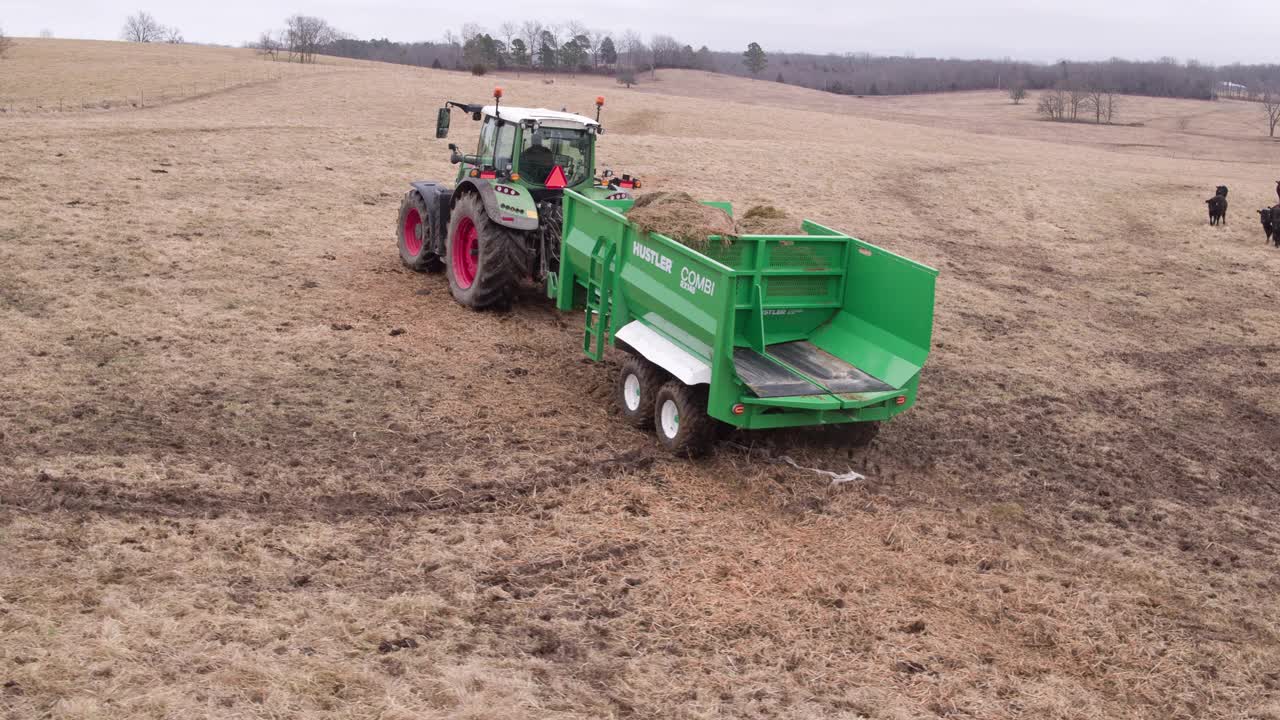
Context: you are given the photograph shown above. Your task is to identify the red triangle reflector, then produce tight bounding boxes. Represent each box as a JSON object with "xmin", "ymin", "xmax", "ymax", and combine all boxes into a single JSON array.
[{"xmin": 545, "ymin": 165, "xmax": 568, "ymax": 189}]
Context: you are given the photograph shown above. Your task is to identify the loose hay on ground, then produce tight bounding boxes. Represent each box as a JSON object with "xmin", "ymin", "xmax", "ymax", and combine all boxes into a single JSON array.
[{"xmin": 626, "ymin": 191, "xmax": 738, "ymax": 248}]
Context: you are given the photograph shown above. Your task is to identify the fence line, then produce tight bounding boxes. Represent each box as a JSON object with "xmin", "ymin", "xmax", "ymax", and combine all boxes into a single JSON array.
[{"xmin": 0, "ymin": 67, "xmax": 301, "ymax": 114}]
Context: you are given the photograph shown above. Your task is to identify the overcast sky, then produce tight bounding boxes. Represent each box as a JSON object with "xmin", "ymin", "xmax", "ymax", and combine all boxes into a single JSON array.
[{"xmin": 3, "ymin": 0, "xmax": 1277, "ymax": 65}]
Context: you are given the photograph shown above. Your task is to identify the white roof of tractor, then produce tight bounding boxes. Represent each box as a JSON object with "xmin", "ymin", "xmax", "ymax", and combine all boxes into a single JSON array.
[{"xmin": 482, "ymin": 105, "xmax": 599, "ymax": 129}]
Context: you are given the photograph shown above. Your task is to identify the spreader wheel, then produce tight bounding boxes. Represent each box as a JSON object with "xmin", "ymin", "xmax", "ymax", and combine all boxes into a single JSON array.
[
  {"xmin": 617, "ymin": 354, "xmax": 666, "ymax": 429},
  {"xmin": 397, "ymin": 191, "xmax": 445, "ymax": 272},
  {"xmin": 653, "ymin": 380, "xmax": 713, "ymax": 457}
]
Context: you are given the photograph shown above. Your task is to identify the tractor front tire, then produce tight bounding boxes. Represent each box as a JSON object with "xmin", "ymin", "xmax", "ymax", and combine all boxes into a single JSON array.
[
  {"xmin": 445, "ymin": 193, "xmax": 527, "ymax": 310},
  {"xmin": 617, "ymin": 354, "xmax": 666, "ymax": 429},
  {"xmin": 653, "ymin": 381, "xmax": 713, "ymax": 457},
  {"xmin": 397, "ymin": 191, "xmax": 445, "ymax": 272}
]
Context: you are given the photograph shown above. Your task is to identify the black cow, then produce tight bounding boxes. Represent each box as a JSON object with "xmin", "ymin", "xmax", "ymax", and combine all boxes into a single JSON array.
[
  {"xmin": 1263, "ymin": 206, "xmax": 1280, "ymax": 247},
  {"xmin": 1207, "ymin": 185, "xmax": 1229, "ymax": 226}
]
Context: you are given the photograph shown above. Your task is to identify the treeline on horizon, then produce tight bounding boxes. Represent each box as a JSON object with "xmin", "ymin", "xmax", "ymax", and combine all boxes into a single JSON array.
[{"xmin": 317, "ymin": 28, "xmax": 1280, "ymax": 102}]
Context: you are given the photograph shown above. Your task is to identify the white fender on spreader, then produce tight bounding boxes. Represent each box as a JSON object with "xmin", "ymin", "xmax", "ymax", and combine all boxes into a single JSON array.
[{"xmin": 614, "ymin": 321, "xmax": 711, "ymax": 386}]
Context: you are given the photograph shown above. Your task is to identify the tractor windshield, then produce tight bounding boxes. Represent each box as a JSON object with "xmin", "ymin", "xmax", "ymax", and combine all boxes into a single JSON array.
[{"xmin": 520, "ymin": 126, "xmax": 592, "ymax": 187}]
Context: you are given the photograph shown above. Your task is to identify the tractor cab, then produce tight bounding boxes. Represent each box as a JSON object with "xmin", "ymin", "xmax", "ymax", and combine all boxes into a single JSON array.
[{"xmin": 437, "ymin": 91, "xmax": 609, "ymax": 194}]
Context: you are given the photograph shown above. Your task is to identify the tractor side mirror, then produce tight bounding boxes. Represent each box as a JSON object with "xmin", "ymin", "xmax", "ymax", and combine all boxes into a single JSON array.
[
  {"xmin": 447, "ymin": 143, "xmax": 462, "ymax": 164},
  {"xmin": 435, "ymin": 107, "xmax": 451, "ymax": 139}
]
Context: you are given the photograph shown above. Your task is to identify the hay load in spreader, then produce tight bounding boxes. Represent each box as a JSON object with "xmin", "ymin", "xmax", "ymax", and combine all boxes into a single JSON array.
[
  {"xmin": 624, "ymin": 195, "xmax": 806, "ymax": 244},
  {"xmin": 739, "ymin": 205, "xmax": 805, "ymax": 235},
  {"xmin": 625, "ymin": 191, "xmax": 738, "ymax": 248},
  {"xmin": 553, "ymin": 188, "xmax": 939, "ymax": 455}
]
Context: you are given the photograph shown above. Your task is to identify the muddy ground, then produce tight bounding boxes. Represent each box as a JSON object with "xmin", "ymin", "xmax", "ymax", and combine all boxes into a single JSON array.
[{"xmin": 1, "ymin": 40, "xmax": 1279, "ymax": 719}]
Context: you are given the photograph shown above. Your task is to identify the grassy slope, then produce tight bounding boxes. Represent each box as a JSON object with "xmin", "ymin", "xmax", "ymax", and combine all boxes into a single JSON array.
[
  {"xmin": 1, "ymin": 41, "xmax": 1279, "ymax": 720},
  {"xmin": 0, "ymin": 38, "xmax": 354, "ymax": 109}
]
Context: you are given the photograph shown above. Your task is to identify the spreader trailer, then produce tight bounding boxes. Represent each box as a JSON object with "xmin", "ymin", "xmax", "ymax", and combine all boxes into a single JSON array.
[{"xmin": 552, "ymin": 189, "xmax": 939, "ymax": 455}]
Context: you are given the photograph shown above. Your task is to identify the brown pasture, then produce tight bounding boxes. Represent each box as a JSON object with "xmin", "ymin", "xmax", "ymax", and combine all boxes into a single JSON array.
[{"xmin": 1, "ymin": 40, "xmax": 1279, "ymax": 720}]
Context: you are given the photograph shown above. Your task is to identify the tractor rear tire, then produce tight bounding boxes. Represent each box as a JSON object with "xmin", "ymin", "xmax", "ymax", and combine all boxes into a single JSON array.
[
  {"xmin": 397, "ymin": 191, "xmax": 445, "ymax": 272},
  {"xmin": 617, "ymin": 354, "xmax": 666, "ymax": 429},
  {"xmin": 653, "ymin": 381, "xmax": 713, "ymax": 457},
  {"xmin": 445, "ymin": 193, "xmax": 527, "ymax": 310}
]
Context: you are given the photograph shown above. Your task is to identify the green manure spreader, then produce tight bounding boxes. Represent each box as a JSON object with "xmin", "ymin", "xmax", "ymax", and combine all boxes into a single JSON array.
[
  {"xmin": 394, "ymin": 89, "xmax": 937, "ymax": 455},
  {"xmin": 552, "ymin": 190, "xmax": 939, "ymax": 455}
]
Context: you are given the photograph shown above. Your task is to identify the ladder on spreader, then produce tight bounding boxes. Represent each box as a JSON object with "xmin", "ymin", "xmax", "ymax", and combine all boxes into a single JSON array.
[{"xmin": 583, "ymin": 237, "xmax": 616, "ymax": 361}]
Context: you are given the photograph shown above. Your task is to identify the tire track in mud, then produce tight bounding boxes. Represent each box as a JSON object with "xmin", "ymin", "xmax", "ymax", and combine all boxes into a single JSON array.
[{"xmin": 0, "ymin": 447, "xmax": 657, "ymax": 522}]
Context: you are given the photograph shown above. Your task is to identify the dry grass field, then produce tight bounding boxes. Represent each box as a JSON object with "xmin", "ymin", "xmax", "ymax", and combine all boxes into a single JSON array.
[
  {"xmin": 0, "ymin": 39, "xmax": 347, "ymax": 111},
  {"xmin": 3, "ymin": 40, "xmax": 1280, "ymax": 719}
]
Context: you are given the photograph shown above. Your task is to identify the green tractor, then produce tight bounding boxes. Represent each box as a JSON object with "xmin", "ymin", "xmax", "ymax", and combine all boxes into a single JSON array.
[{"xmin": 396, "ymin": 88, "xmax": 642, "ymax": 309}]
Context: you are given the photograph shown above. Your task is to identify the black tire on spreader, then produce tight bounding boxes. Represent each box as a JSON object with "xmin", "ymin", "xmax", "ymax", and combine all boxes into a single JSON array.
[
  {"xmin": 653, "ymin": 380, "xmax": 713, "ymax": 457},
  {"xmin": 617, "ymin": 354, "xmax": 667, "ymax": 429}
]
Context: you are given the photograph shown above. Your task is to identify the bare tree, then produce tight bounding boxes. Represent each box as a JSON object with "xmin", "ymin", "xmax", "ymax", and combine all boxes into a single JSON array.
[
  {"xmin": 564, "ymin": 20, "xmax": 593, "ymax": 70},
  {"xmin": 460, "ymin": 22, "xmax": 484, "ymax": 43},
  {"xmin": 588, "ymin": 29, "xmax": 607, "ymax": 68},
  {"xmin": 440, "ymin": 30, "xmax": 462, "ymax": 68},
  {"xmin": 255, "ymin": 30, "xmax": 282, "ymax": 60},
  {"xmin": 651, "ymin": 34, "xmax": 682, "ymax": 68},
  {"xmin": 121, "ymin": 11, "xmax": 163, "ymax": 43},
  {"xmin": 539, "ymin": 24, "xmax": 561, "ymax": 53},
  {"xmin": 1009, "ymin": 84, "xmax": 1027, "ymax": 104},
  {"xmin": 1263, "ymin": 91, "xmax": 1280, "ymax": 138},
  {"xmin": 1079, "ymin": 86, "xmax": 1119, "ymax": 124},
  {"xmin": 39, "ymin": 29, "xmax": 53, "ymax": 39},
  {"xmin": 1066, "ymin": 85, "xmax": 1087, "ymax": 121},
  {"xmin": 1037, "ymin": 89, "xmax": 1067, "ymax": 121},
  {"xmin": 163, "ymin": 25, "xmax": 183, "ymax": 44},
  {"xmin": 620, "ymin": 29, "xmax": 645, "ymax": 71},
  {"xmin": 285, "ymin": 15, "xmax": 336, "ymax": 64},
  {"xmin": 1085, "ymin": 87, "xmax": 1105, "ymax": 123},
  {"xmin": 497, "ymin": 21, "xmax": 517, "ymax": 50},
  {"xmin": 519, "ymin": 21, "xmax": 543, "ymax": 67},
  {"xmin": 565, "ymin": 20, "xmax": 590, "ymax": 47}
]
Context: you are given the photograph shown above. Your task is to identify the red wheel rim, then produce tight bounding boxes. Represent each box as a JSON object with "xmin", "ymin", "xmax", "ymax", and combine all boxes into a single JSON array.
[
  {"xmin": 451, "ymin": 217, "xmax": 478, "ymax": 289},
  {"xmin": 403, "ymin": 208, "xmax": 423, "ymax": 256}
]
